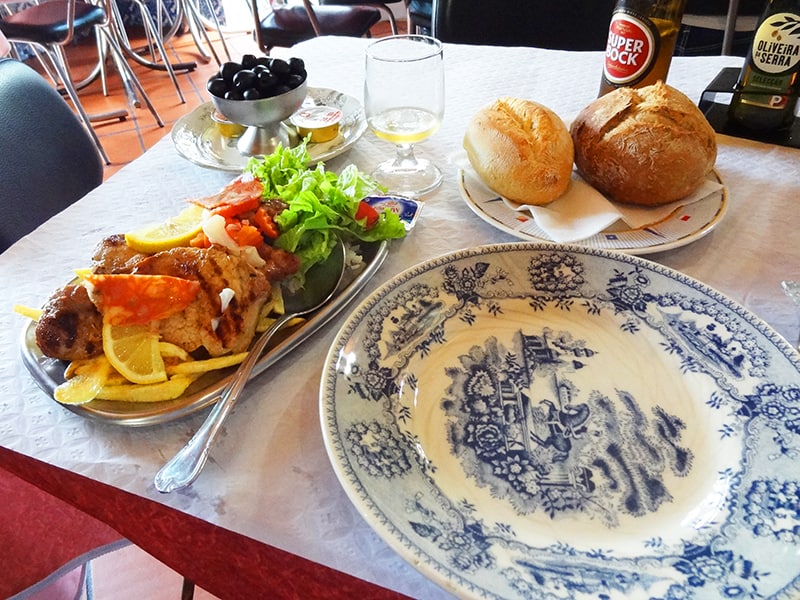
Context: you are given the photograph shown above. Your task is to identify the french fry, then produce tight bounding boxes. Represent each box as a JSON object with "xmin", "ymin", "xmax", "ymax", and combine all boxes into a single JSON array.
[
  {"xmin": 166, "ymin": 352, "xmax": 249, "ymax": 375},
  {"xmin": 256, "ymin": 316, "xmax": 305, "ymax": 333},
  {"xmin": 158, "ymin": 341, "xmax": 191, "ymax": 362},
  {"xmin": 96, "ymin": 374, "xmax": 199, "ymax": 402},
  {"xmin": 13, "ymin": 304, "xmax": 42, "ymax": 321}
]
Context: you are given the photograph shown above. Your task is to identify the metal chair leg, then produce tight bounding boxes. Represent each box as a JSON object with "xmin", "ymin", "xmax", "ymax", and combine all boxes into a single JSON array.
[
  {"xmin": 181, "ymin": 578, "xmax": 195, "ymax": 600},
  {"xmin": 96, "ymin": 24, "xmax": 165, "ymax": 126},
  {"xmin": 46, "ymin": 45, "xmax": 112, "ymax": 164}
]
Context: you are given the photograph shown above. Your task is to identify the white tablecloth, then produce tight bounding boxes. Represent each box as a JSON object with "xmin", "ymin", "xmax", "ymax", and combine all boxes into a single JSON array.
[{"xmin": 2, "ymin": 37, "xmax": 798, "ymax": 599}]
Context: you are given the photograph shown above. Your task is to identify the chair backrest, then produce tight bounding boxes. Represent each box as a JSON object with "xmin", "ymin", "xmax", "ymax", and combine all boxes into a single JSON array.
[
  {"xmin": 432, "ymin": 0, "xmax": 616, "ymax": 51},
  {"xmin": 684, "ymin": 0, "xmax": 763, "ymax": 17},
  {"xmin": 0, "ymin": 57, "xmax": 103, "ymax": 253}
]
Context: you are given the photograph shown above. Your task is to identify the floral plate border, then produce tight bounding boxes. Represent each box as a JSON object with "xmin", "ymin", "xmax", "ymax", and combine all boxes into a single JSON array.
[{"xmin": 320, "ymin": 243, "xmax": 800, "ymax": 599}]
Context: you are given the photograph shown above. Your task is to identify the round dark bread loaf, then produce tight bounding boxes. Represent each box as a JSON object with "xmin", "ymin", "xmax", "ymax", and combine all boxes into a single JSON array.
[{"xmin": 570, "ymin": 82, "xmax": 717, "ymax": 206}]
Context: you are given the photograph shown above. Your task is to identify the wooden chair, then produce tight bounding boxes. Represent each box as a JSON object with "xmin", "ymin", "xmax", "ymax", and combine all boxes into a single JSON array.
[
  {"xmin": 432, "ymin": 0, "xmax": 616, "ymax": 51},
  {"xmin": 0, "ymin": 57, "xmax": 104, "ymax": 252},
  {"xmin": 250, "ymin": 0, "xmax": 382, "ymax": 54},
  {"xmin": 318, "ymin": 0, "xmax": 402, "ymax": 35}
]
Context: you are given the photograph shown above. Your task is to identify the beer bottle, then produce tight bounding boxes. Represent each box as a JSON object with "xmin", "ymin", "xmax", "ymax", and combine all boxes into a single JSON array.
[
  {"xmin": 728, "ymin": 0, "xmax": 800, "ymax": 130},
  {"xmin": 599, "ymin": 0, "xmax": 689, "ymax": 96}
]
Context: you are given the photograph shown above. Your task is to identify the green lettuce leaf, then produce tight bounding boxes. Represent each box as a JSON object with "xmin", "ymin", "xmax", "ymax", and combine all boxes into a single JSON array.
[{"xmin": 245, "ymin": 140, "xmax": 406, "ymax": 289}]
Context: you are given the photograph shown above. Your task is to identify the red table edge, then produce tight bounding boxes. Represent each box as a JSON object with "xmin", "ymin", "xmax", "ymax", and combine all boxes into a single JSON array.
[{"xmin": 0, "ymin": 445, "xmax": 412, "ymax": 599}]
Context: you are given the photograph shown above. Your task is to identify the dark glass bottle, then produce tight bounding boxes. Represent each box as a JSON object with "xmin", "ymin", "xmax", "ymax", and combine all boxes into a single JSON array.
[
  {"xmin": 728, "ymin": 0, "xmax": 800, "ymax": 130},
  {"xmin": 599, "ymin": 0, "xmax": 689, "ymax": 96}
]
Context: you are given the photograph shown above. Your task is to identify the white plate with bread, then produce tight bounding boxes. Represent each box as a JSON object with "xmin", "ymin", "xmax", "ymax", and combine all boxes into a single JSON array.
[
  {"xmin": 458, "ymin": 167, "xmax": 727, "ymax": 255},
  {"xmin": 459, "ymin": 84, "xmax": 728, "ymax": 255}
]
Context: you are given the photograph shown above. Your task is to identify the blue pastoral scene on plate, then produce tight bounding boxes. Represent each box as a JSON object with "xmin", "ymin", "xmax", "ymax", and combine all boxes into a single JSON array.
[{"xmin": 324, "ymin": 245, "xmax": 800, "ymax": 600}]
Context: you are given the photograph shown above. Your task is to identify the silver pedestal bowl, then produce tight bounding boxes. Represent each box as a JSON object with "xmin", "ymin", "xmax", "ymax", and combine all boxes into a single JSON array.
[{"xmin": 211, "ymin": 80, "xmax": 308, "ymax": 157}]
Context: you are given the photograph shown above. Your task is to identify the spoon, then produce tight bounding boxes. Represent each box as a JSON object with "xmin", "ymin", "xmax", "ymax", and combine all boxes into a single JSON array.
[{"xmin": 154, "ymin": 238, "xmax": 347, "ymax": 493}]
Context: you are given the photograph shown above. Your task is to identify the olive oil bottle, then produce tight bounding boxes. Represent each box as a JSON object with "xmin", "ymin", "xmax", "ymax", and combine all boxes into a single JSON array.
[{"xmin": 728, "ymin": 0, "xmax": 800, "ymax": 130}]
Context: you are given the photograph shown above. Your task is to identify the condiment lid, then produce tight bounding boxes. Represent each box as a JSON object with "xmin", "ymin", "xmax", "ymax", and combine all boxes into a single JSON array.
[
  {"xmin": 363, "ymin": 195, "xmax": 423, "ymax": 232},
  {"xmin": 291, "ymin": 105, "xmax": 343, "ymax": 129}
]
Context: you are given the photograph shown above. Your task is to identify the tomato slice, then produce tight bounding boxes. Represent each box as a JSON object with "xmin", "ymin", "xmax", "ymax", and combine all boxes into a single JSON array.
[
  {"xmin": 252, "ymin": 206, "xmax": 279, "ymax": 239},
  {"xmin": 190, "ymin": 178, "xmax": 264, "ymax": 217},
  {"xmin": 355, "ymin": 200, "xmax": 380, "ymax": 229},
  {"xmin": 84, "ymin": 273, "xmax": 201, "ymax": 326}
]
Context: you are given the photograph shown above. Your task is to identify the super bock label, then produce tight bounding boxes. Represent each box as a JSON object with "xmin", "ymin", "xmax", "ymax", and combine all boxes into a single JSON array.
[
  {"xmin": 603, "ymin": 11, "xmax": 658, "ymax": 85},
  {"xmin": 751, "ymin": 12, "xmax": 800, "ymax": 75}
]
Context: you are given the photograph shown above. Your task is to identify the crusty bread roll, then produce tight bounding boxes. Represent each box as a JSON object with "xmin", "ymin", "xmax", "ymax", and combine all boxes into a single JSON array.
[
  {"xmin": 570, "ymin": 82, "xmax": 717, "ymax": 206},
  {"xmin": 463, "ymin": 97, "xmax": 574, "ymax": 206}
]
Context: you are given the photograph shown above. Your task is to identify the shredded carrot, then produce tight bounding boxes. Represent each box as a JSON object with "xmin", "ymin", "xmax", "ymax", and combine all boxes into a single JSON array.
[
  {"xmin": 189, "ymin": 231, "xmax": 211, "ymax": 248},
  {"xmin": 226, "ymin": 222, "xmax": 263, "ymax": 248}
]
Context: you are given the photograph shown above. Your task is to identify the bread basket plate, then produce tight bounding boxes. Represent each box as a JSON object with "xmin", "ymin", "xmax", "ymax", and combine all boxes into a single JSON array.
[
  {"xmin": 20, "ymin": 241, "xmax": 387, "ymax": 427},
  {"xmin": 320, "ymin": 242, "xmax": 800, "ymax": 600},
  {"xmin": 458, "ymin": 168, "xmax": 728, "ymax": 255},
  {"xmin": 171, "ymin": 88, "xmax": 367, "ymax": 172}
]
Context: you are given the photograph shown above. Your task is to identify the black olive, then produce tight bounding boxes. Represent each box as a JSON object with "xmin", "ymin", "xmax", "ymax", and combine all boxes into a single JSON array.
[
  {"xmin": 232, "ymin": 69, "xmax": 256, "ymax": 91},
  {"xmin": 206, "ymin": 77, "xmax": 228, "ymax": 98},
  {"xmin": 220, "ymin": 61, "xmax": 243, "ymax": 84},
  {"xmin": 273, "ymin": 84, "xmax": 291, "ymax": 96},
  {"xmin": 224, "ymin": 89, "xmax": 243, "ymax": 100},
  {"xmin": 256, "ymin": 70, "xmax": 277, "ymax": 88},
  {"xmin": 288, "ymin": 57, "xmax": 305, "ymax": 75},
  {"xmin": 269, "ymin": 58, "xmax": 291, "ymax": 79},
  {"xmin": 242, "ymin": 88, "xmax": 261, "ymax": 101},
  {"xmin": 241, "ymin": 54, "xmax": 258, "ymax": 69},
  {"xmin": 285, "ymin": 74, "xmax": 305, "ymax": 90}
]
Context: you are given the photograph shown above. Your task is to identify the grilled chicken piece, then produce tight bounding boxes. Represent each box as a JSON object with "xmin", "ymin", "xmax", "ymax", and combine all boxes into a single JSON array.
[
  {"xmin": 35, "ymin": 284, "xmax": 103, "ymax": 361},
  {"xmin": 91, "ymin": 234, "xmax": 145, "ymax": 274},
  {"xmin": 133, "ymin": 246, "xmax": 272, "ymax": 356},
  {"xmin": 38, "ymin": 236, "xmax": 300, "ymax": 361}
]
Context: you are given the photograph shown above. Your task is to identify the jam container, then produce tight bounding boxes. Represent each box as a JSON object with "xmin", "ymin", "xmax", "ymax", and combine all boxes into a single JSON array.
[
  {"xmin": 291, "ymin": 105, "xmax": 343, "ymax": 143},
  {"xmin": 211, "ymin": 110, "xmax": 246, "ymax": 139}
]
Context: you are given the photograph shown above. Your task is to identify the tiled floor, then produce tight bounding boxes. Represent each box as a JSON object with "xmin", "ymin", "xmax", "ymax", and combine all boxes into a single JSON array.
[
  {"xmin": 13, "ymin": 18, "xmax": 399, "ymax": 599},
  {"xmin": 59, "ymin": 26, "xmax": 263, "ymax": 180}
]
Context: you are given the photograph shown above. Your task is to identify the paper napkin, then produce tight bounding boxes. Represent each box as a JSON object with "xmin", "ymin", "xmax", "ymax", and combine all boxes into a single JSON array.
[{"xmin": 453, "ymin": 152, "xmax": 723, "ymax": 243}]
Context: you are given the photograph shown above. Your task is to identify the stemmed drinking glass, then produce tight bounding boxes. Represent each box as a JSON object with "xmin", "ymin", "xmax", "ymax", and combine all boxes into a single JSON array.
[{"xmin": 364, "ymin": 35, "xmax": 445, "ymax": 197}]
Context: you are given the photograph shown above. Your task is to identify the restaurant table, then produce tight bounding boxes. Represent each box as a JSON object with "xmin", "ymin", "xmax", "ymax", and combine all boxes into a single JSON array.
[{"xmin": 2, "ymin": 36, "xmax": 799, "ymax": 599}]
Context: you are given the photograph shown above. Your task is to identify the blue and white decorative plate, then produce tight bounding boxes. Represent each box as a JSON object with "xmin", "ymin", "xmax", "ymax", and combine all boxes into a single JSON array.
[{"xmin": 320, "ymin": 244, "xmax": 800, "ymax": 599}]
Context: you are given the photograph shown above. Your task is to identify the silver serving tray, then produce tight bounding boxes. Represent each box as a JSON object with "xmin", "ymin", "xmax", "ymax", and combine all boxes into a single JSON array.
[{"xmin": 20, "ymin": 240, "xmax": 388, "ymax": 427}]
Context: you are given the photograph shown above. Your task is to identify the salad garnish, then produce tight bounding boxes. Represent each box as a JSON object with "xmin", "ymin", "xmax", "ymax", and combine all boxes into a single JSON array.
[{"xmin": 245, "ymin": 139, "xmax": 406, "ymax": 290}]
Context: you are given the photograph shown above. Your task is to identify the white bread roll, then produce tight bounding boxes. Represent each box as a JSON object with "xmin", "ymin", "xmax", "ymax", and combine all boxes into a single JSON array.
[
  {"xmin": 570, "ymin": 82, "xmax": 717, "ymax": 206},
  {"xmin": 463, "ymin": 98, "xmax": 574, "ymax": 206}
]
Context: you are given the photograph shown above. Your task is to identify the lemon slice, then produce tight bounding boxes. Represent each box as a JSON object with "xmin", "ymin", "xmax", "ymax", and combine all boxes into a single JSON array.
[
  {"xmin": 55, "ymin": 356, "xmax": 112, "ymax": 404},
  {"xmin": 102, "ymin": 321, "xmax": 167, "ymax": 385},
  {"xmin": 124, "ymin": 204, "xmax": 205, "ymax": 253}
]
